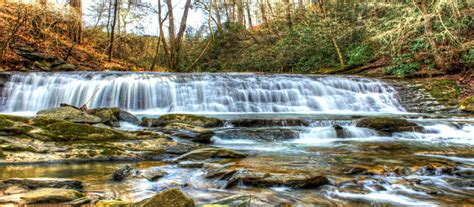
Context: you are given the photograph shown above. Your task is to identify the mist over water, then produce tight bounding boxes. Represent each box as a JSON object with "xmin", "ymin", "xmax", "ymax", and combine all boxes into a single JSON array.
[{"xmin": 0, "ymin": 72, "xmax": 405, "ymax": 114}]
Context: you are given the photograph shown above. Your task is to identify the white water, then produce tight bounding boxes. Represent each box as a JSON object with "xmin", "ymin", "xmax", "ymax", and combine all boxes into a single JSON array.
[{"xmin": 0, "ymin": 72, "xmax": 405, "ymax": 114}]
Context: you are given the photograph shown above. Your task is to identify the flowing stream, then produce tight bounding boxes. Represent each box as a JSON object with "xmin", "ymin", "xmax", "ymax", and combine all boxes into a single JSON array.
[{"xmin": 0, "ymin": 72, "xmax": 473, "ymax": 206}]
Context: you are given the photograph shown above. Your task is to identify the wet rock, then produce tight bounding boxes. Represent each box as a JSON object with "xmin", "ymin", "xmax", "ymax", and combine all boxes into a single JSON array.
[
  {"xmin": 203, "ymin": 163, "xmax": 236, "ymax": 179},
  {"xmin": 230, "ymin": 118, "xmax": 309, "ymax": 127},
  {"xmin": 174, "ymin": 148, "xmax": 247, "ymax": 161},
  {"xmin": 142, "ymin": 114, "xmax": 223, "ymax": 128},
  {"xmin": 459, "ymin": 96, "xmax": 474, "ymax": 113},
  {"xmin": 210, "ymin": 194, "xmax": 251, "ymax": 207},
  {"xmin": 37, "ymin": 106, "xmax": 102, "ymax": 124},
  {"xmin": 333, "ymin": 125, "xmax": 344, "ymax": 138},
  {"xmin": 163, "ymin": 123, "xmax": 214, "ymax": 143},
  {"xmin": 88, "ymin": 108, "xmax": 121, "ymax": 127},
  {"xmin": 356, "ymin": 117, "xmax": 423, "ymax": 134},
  {"xmin": 119, "ymin": 110, "xmax": 140, "ymax": 125},
  {"xmin": 215, "ymin": 128, "xmax": 299, "ymax": 141},
  {"xmin": 95, "ymin": 200, "xmax": 132, "ymax": 207},
  {"xmin": 1, "ymin": 178, "xmax": 83, "ymax": 190},
  {"xmin": 346, "ymin": 167, "xmax": 371, "ymax": 175},
  {"xmin": 454, "ymin": 167, "xmax": 474, "ymax": 178},
  {"xmin": 177, "ymin": 161, "xmax": 204, "ymax": 168},
  {"xmin": 0, "ymin": 188, "xmax": 84, "ymax": 204},
  {"xmin": 226, "ymin": 170, "xmax": 330, "ymax": 188},
  {"xmin": 112, "ymin": 165, "xmax": 140, "ymax": 182},
  {"xmin": 133, "ymin": 188, "xmax": 194, "ymax": 207},
  {"xmin": 3, "ymin": 186, "xmax": 28, "ymax": 195},
  {"xmin": 64, "ymin": 197, "xmax": 91, "ymax": 205},
  {"xmin": 141, "ymin": 168, "xmax": 168, "ymax": 181}
]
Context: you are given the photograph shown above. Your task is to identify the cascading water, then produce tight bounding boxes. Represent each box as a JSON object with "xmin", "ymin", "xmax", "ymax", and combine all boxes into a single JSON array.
[{"xmin": 0, "ymin": 72, "xmax": 405, "ymax": 114}]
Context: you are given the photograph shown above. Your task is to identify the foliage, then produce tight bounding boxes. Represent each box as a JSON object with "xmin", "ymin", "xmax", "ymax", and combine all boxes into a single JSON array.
[{"xmin": 346, "ymin": 44, "xmax": 375, "ymax": 66}]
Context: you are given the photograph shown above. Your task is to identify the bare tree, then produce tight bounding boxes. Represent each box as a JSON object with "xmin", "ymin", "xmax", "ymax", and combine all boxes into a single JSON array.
[
  {"xmin": 69, "ymin": 0, "xmax": 82, "ymax": 43},
  {"xmin": 108, "ymin": 0, "xmax": 119, "ymax": 61}
]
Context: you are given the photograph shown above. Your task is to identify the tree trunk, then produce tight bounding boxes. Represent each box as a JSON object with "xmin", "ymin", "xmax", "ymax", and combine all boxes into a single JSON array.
[
  {"xmin": 165, "ymin": 0, "xmax": 192, "ymax": 70},
  {"xmin": 257, "ymin": 0, "xmax": 268, "ymax": 26},
  {"xmin": 246, "ymin": 0, "xmax": 252, "ymax": 28},
  {"xmin": 237, "ymin": 0, "xmax": 245, "ymax": 26},
  {"xmin": 417, "ymin": 0, "xmax": 446, "ymax": 71},
  {"xmin": 283, "ymin": 0, "xmax": 292, "ymax": 29},
  {"xmin": 107, "ymin": 0, "xmax": 119, "ymax": 62},
  {"xmin": 214, "ymin": 0, "xmax": 223, "ymax": 33},
  {"xmin": 298, "ymin": 0, "xmax": 304, "ymax": 19},
  {"xmin": 69, "ymin": 0, "xmax": 82, "ymax": 44}
]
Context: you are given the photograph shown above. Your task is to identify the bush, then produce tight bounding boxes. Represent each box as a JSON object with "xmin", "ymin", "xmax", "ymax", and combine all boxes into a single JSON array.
[
  {"xmin": 385, "ymin": 62, "xmax": 420, "ymax": 76},
  {"xmin": 346, "ymin": 44, "xmax": 374, "ymax": 65}
]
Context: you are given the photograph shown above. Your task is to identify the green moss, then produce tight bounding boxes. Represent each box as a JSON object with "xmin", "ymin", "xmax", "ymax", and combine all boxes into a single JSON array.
[
  {"xmin": 423, "ymin": 79, "xmax": 461, "ymax": 106},
  {"xmin": 157, "ymin": 114, "xmax": 223, "ymax": 128},
  {"xmin": 460, "ymin": 96, "xmax": 474, "ymax": 112},
  {"xmin": 0, "ymin": 115, "xmax": 15, "ymax": 129},
  {"xmin": 44, "ymin": 122, "xmax": 128, "ymax": 141},
  {"xmin": 1, "ymin": 145, "xmax": 36, "ymax": 152},
  {"xmin": 0, "ymin": 150, "xmax": 6, "ymax": 159}
]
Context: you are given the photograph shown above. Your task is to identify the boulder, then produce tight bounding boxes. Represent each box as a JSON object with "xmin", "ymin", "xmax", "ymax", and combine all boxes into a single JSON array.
[
  {"xmin": 3, "ymin": 186, "xmax": 28, "ymax": 195},
  {"xmin": 95, "ymin": 200, "xmax": 133, "ymax": 207},
  {"xmin": 230, "ymin": 119, "xmax": 309, "ymax": 127},
  {"xmin": 175, "ymin": 148, "xmax": 247, "ymax": 161},
  {"xmin": 141, "ymin": 114, "xmax": 223, "ymax": 128},
  {"xmin": 112, "ymin": 165, "xmax": 140, "ymax": 182},
  {"xmin": 333, "ymin": 125, "xmax": 344, "ymax": 138},
  {"xmin": 88, "ymin": 108, "xmax": 121, "ymax": 127},
  {"xmin": 1, "ymin": 178, "xmax": 83, "ymax": 190},
  {"xmin": 141, "ymin": 168, "xmax": 168, "ymax": 181},
  {"xmin": 119, "ymin": 110, "xmax": 141, "ymax": 125},
  {"xmin": 0, "ymin": 188, "xmax": 84, "ymax": 204},
  {"xmin": 459, "ymin": 96, "xmax": 474, "ymax": 113},
  {"xmin": 42, "ymin": 121, "xmax": 128, "ymax": 141},
  {"xmin": 163, "ymin": 123, "xmax": 214, "ymax": 143},
  {"xmin": 133, "ymin": 188, "xmax": 194, "ymax": 207},
  {"xmin": 37, "ymin": 106, "xmax": 102, "ymax": 124},
  {"xmin": 226, "ymin": 170, "xmax": 330, "ymax": 188},
  {"xmin": 215, "ymin": 128, "xmax": 299, "ymax": 141},
  {"xmin": 356, "ymin": 117, "xmax": 423, "ymax": 133}
]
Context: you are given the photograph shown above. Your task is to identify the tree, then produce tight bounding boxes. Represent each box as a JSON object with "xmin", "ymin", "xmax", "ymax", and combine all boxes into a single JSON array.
[
  {"xmin": 108, "ymin": 0, "xmax": 119, "ymax": 61},
  {"xmin": 69, "ymin": 0, "xmax": 82, "ymax": 43},
  {"xmin": 164, "ymin": 0, "xmax": 192, "ymax": 70},
  {"xmin": 414, "ymin": 0, "xmax": 446, "ymax": 72}
]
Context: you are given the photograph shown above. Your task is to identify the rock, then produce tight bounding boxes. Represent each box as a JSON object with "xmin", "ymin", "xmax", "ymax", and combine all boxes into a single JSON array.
[
  {"xmin": 88, "ymin": 108, "xmax": 121, "ymax": 127},
  {"xmin": 141, "ymin": 114, "xmax": 223, "ymax": 128},
  {"xmin": 37, "ymin": 106, "xmax": 102, "ymax": 124},
  {"xmin": 141, "ymin": 168, "xmax": 168, "ymax": 181},
  {"xmin": 119, "ymin": 110, "xmax": 140, "ymax": 125},
  {"xmin": 15, "ymin": 50, "xmax": 56, "ymax": 62},
  {"xmin": 356, "ymin": 117, "xmax": 423, "ymax": 133},
  {"xmin": 64, "ymin": 197, "xmax": 91, "ymax": 205},
  {"xmin": 163, "ymin": 123, "xmax": 214, "ymax": 143},
  {"xmin": 112, "ymin": 165, "xmax": 140, "ymax": 182},
  {"xmin": 346, "ymin": 167, "xmax": 369, "ymax": 175},
  {"xmin": 460, "ymin": 96, "xmax": 474, "ymax": 112},
  {"xmin": 175, "ymin": 148, "xmax": 247, "ymax": 161},
  {"xmin": 333, "ymin": 125, "xmax": 344, "ymax": 138},
  {"xmin": 0, "ymin": 188, "xmax": 84, "ymax": 204},
  {"xmin": 230, "ymin": 119, "xmax": 309, "ymax": 127},
  {"xmin": 33, "ymin": 61, "xmax": 52, "ymax": 71},
  {"xmin": 177, "ymin": 161, "xmax": 204, "ymax": 168},
  {"xmin": 133, "ymin": 188, "xmax": 194, "ymax": 207},
  {"xmin": 4, "ymin": 186, "xmax": 28, "ymax": 195},
  {"xmin": 53, "ymin": 64, "xmax": 76, "ymax": 71},
  {"xmin": 95, "ymin": 200, "xmax": 133, "ymax": 207},
  {"xmin": 41, "ymin": 121, "xmax": 129, "ymax": 141},
  {"xmin": 226, "ymin": 170, "xmax": 329, "ymax": 188},
  {"xmin": 454, "ymin": 168, "xmax": 474, "ymax": 178},
  {"xmin": 210, "ymin": 194, "xmax": 251, "ymax": 207},
  {"xmin": 1, "ymin": 178, "xmax": 83, "ymax": 190},
  {"xmin": 215, "ymin": 128, "xmax": 299, "ymax": 141}
]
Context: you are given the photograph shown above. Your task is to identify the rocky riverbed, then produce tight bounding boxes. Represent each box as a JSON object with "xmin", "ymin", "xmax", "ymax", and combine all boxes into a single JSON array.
[{"xmin": 0, "ymin": 104, "xmax": 473, "ymax": 206}]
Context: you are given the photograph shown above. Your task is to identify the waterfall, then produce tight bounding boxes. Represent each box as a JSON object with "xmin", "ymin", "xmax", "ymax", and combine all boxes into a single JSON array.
[{"xmin": 0, "ymin": 72, "xmax": 406, "ymax": 114}]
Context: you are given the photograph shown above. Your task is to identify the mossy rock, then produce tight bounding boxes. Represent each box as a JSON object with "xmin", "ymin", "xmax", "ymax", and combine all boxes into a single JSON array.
[
  {"xmin": 0, "ymin": 188, "xmax": 85, "ymax": 204},
  {"xmin": 459, "ymin": 96, "xmax": 474, "ymax": 113},
  {"xmin": 133, "ymin": 188, "xmax": 194, "ymax": 207},
  {"xmin": 143, "ymin": 114, "xmax": 223, "ymax": 128},
  {"xmin": 356, "ymin": 117, "xmax": 423, "ymax": 133},
  {"xmin": 87, "ymin": 108, "xmax": 121, "ymax": 127},
  {"xmin": 44, "ymin": 122, "xmax": 128, "ymax": 141},
  {"xmin": 95, "ymin": 200, "xmax": 132, "ymax": 207},
  {"xmin": 37, "ymin": 106, "xmax": 102, "ymax": 124},
  {"xmin": 422, "ymin": 79, "xmax": 461, "ymax": 106},
  {"xmin": 163, "ymin": 123, "xmax": 214, "ymax": 143},
  {"xmin": 175, "ymin": 148, "xmax": 247, "ymax": 161}
]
